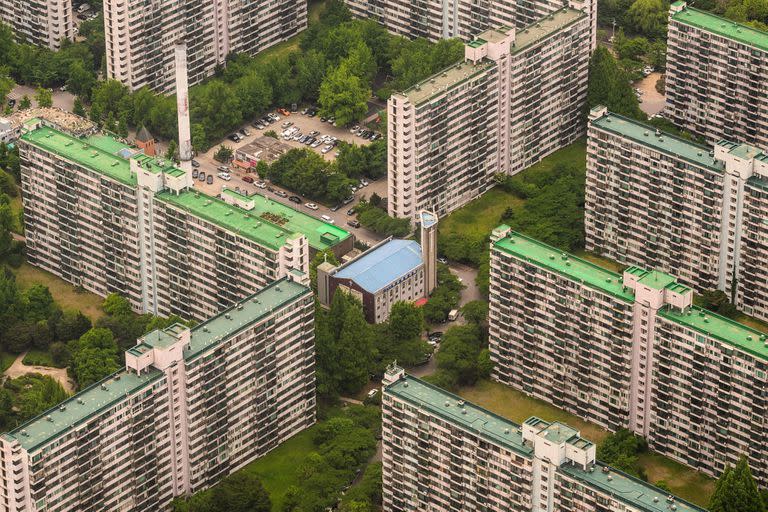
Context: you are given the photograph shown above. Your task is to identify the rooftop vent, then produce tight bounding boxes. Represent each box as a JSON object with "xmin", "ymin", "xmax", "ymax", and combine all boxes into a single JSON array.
[
  {"xmin": 46, "ymin": 416, "xmax": 53, "ymax": 422},
  {"xmin": 444, "ymin": 400, "xmax": 450, "ymax": 407},
  {"xmin": 59, "ymin": 405, "xmax": 66, "ymax": 412},
  {"xmin": 21, "ymin": 430, "xmax": 28, "ymax": 436},
  {"xmin": 101, "ymin": 384, "xmax": 107, "ymax": 390},
  {"xmin": 77, "ymin": 398, "xmax": 84, "ymax": 404},
  {"xmin": 504, "ymin": 428, "xmax": 510, "ymax": 434}
]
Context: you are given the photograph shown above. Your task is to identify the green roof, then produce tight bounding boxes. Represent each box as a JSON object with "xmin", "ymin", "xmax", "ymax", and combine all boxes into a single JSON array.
[
  {"xmin": 672, "ymin": 6, "xmax": 768, "ymax": 52},
  {"xmin": 512, "ymin": 8, "xmax": 586, "ymax": 53},
  {"xmin": 184, "ymin": 277, "xmax": 310, "ymax": 359},
  {"xmin": 386, "ymin": 373, "xmax": 705, "ymax": 512},
  {"xmin": 156, "ymin": 189, "xmax": 350, "ymax": 252},
  {"xmin": 590, "ymin": 112, "xmax": 723, "ymax": 171},
  {"xmin": 7, "ymin": 368, "xmax": 164, "ymax": 452},
  {"xmin": 660, "ymin": 306, "xmax": 768, "ymax": 360},
  {"xmin": 400, "ymin": 59, "xmax": 495, "ymax": 106},
  {"xmin": 493, "ymin": 231, "xmax": 635, "ymax": 302},
  {"xmin": 386, "ymin": 374, "xmax": 533, "ymax": 456},
  {"xmin": 21, "ymin": 125, "xmax": 137, "ymax": 186},
  {"xmin": 562, "ymin": 463, "xmax": 706, "ymax": 512},
  {"xmin": 6, "ymin": 277, "xmax": 310, "ymax": 452}
]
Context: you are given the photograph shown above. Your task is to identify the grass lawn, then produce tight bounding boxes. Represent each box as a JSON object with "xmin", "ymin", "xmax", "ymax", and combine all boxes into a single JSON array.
[
  {"xmin": 248, "ymin": 0, "xmax": 327, "ymax": 67},
  {"xmin": 438, "ymin": 139, "xmax": 587, "ymax": 240},
  {"xmin": 0, "ymin": 351, "xmax": 17, "ymax": 372},
  {"xmin": 242, "ymin": 424, "xmax": 319, "ymax": 511},
  {"xmin": 9, "ymin": 194, "xmax": 22, "ymax": 233},
  {"xmin": 459, "ymin": 379, "xmax": 714, "ymax": 507},
  {"xmin": 22, "ymin": 349, "xmax": 63, "ymax": 368},
  {"xmin": 735, "ymin": 313, "xmax": 768, "ymax": 334},
  {"xmin": 11, "ymin": 262, "xmax": 104, "ymax": 321},
  {"xmin": 573, "ymin": 249, "xmax": 625, "ymax": 273}
]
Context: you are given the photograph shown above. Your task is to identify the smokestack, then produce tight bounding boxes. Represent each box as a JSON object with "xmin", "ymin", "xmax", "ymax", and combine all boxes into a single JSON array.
[
  {"xmin": 419, "ymin": 210, "xmax": 439, "ymax": 295},
  {"xmin": 174, "ymin": 40, "xmax": 193, "ymax": 173}
]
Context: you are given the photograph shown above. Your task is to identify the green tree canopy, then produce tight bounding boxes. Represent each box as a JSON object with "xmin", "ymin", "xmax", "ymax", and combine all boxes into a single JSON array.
[
  {"xmin": 710, "ymin": 457, "xmax": 766, "ymax": 512},
  {"xmin": 319, "ymin": 63, "xmax": 370, "ymax": 127},
  {"xmin": 587, "ymin": 46, "xmax": 644, "ymax": 121}
]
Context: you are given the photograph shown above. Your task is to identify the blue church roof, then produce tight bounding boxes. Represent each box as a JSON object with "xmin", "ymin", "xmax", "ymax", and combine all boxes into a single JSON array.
[{"xmin": 335, "ymin": 240, "xmax": 423, "ymax": 294}]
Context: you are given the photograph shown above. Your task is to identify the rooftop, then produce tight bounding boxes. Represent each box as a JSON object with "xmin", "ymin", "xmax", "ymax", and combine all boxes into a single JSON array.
[
  {"xmin": 512, "ymin": 8, "xmax": 586, "ymax": 53},
  {"xmin": 6, "ymin": 277, "xmax": 310, "ymax": 451},
  {"xmin": 400, "ymin": 59, "xmax": 495, "ymax": 106},
  {"xmin": 386, "ymin": 373, "xmax": 705, "ymax": 512},
  {"xmin": 156, "ymin": 189, "xmax": 350, "ymax": 252},
  {"xmin": 590, "ymin": 112, "xmax": 723, "ymax": 171},
  {"xmin": 184, "ymin": 277, "xmax": 309, "ymax": 359},
  {"xmin": 334, "ymin": 239, "xmax": 423, "ymax": 294},
  {"xmin": 660, "ymin": 306, "xmax": 768, "ymax": 360},
  {"xmin": 386, "ymin": 374, "xmax": 533, "ymax": 456},
  {"xmin": 672, "ymin": 5, "xmax": 768, "ymax": 52},
  {"xmin": 21, "ymin": 126, "xmax": 137, "ymax": 186},
  {"xmin": 6, "ymin": 368, "xmax": 163, "ymax": 452},
  {"xmin": 493, "ymin": 231, "xmax": 635, "ymax": 302}
]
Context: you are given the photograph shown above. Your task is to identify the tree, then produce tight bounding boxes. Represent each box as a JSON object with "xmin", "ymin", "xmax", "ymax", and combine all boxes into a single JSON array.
[
  {"xmin": 89, "ymin": 79, "xmax": 130, "ymax": 124},
  {"xmin": 345, "ymin": 43, "xmax": 377, "ymax": 82},
  {"xmin": 319, "ymin": 64, "xmax": 370, "ymax": 127},
  {"xmin": 101, "ymin": 293, "xmax": 132, "ymax": 317},
  {"xmin": 296, "ymin": 50, "xmax": 328, "ymax": 101},
  {"xmin": 18, "ymin": 95, "xmax": 31, "ymax": 109},
  {"xmin": 54, "ymin": 310, "xmax": 92, "ymax": 342},
  {"xmin": 214, "ymin": 145, "xmax": 233, "ymax": 163},
  {"xmin": 310, "ymin": 249, "xmax": 339, "ymax": 292},
  {"xmin": 461, "ymin": 300, "xmax": 488, "ymax": 326},
  {"xmin": 587, "ymin": 46, "xmax": 644, "ymax": 121},
  {"xmin": 0, "ymin": 75, "xmax": 14, "ymax": 107},
  {"xmin": 23, "ymin": 284, "xmax": 57, "ymax": 322},
  {"xmin": 0, "ymin": 193, "xmax": 13, "ymax": 256},
  {"xmin": 709, "ymin": 457, "xmax": 766, "ymax": 512},
  {"xmin": 388, "ymin": 302, "xmax": 423, "ymax": 341},
  {"xmin": 626, "ymin": 0, "xmax": 667, "ymax": 38},
  {"xmin": 72, "ymin": 96, "xmax": 86, "ymax": 117},
  {"xmin": 234, "ymin": 72, "xmax": 272, "ymax": 119},
  {"xmin": 435, "ymin": 324, "xmax": 484, "ymax": 387},
  {"xmin": 210, "ymin": 473, "xmax": 271, "ymax": 512},
  {"xmin": 69, "ymin": 328, "xmax": 120, "ymax": 387},
  {"xmin": 66, "ymin": 60, "xmax": 96, "ymax": 99},
  {"xmin": 166, "ymin": 140, "xmax": 178, "ymax": 161},
  {"xmin": 699, "ymin": 289, "xmax": 738, "ymax": 318},
  {"xmin": 3, "ymin": 321, "xmax": 35, "ymax": 353},
  {"xmin": 597, "ymin": 429, "xmax": 648, "ymax": 479},
  {"xmin": 34, "ymin": 87, "xmax": 53, "ymax": 108}
]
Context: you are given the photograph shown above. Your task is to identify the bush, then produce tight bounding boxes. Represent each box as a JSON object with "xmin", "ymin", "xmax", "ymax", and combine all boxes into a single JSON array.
[{"xmin": 356, "ymin": 201, "xmax": 410, "ymax": 237}]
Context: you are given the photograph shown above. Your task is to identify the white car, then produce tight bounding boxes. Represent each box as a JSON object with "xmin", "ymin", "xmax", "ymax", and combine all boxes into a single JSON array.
[
  {"xmin": 367, "ymin": 389, "xmax": 379, "ymax": 399},
  {"xmin": 255, "ymin": 181, "xmax": 267, "ymax": 189},
  {"xmin": 321, "ymin": 145, "xmax": 333, "ymax": 154},
  {"xmin": 321, "ymin": 214, "xmax": 334, "ymax": 224},
  {"xmin": 305, "ymin": 202, "xmax": 318, "ymax": 210},
  {"xmin": 217, "ymin": 172, "xmax": 231, "ymax": 181}
]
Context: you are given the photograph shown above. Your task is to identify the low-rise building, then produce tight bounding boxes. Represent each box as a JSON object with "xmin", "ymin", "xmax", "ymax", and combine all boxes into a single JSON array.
[
  {"xmin": 488, "ymin": 227, "xmax": 768, "ymax": 485},
  {"xmin": 0, "ymin": 277, "xmax": 315, "ymax": 512},
  {"xmin": 388, "ymin": 9, "xmax": 590, "ymax": 220},
  {"xmin": 382, "ymin": 364, "xmax": 705, "ymax": 512},
  {"xmin": 665, "ymin": 1, "xmax": 768, "ymax": 148},
  {"xmin": 0, "ymin": 0, "xmax": 75, "ymax": 49},
  {"xmin": 318, "ymin": 211, "xmax": 437, "ymax": 322},
  {"xmin": 585, "ymin": 106, "xmax": 768, "ymax": 322},
  {"xmin": 17, "ymin": 120, "xmax": 351, "ymax": 318}
]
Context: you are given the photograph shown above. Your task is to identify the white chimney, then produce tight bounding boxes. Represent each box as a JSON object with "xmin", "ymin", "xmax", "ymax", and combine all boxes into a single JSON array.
[{"xmin": 174, "ymin": 41, "xmax": 193, "ymax": 173}]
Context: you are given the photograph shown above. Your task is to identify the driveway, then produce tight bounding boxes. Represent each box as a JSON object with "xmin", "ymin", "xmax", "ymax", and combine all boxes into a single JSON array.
[
  {"xmin": 4, "ymin": 352, "xmax": 75, "ymax": 393},
  {"xmin": 635, "ymin": 72, "xmax": 666, "ymax": 116},
  {"xmin": 7, "ymin": 85, "xmax": 76, "ymax": 112}
]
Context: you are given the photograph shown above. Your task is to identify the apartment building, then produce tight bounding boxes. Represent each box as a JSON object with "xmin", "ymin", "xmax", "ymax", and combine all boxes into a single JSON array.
[
  {"xmin": 585, "ymin": 106, "xmax": 768, "ymax": 322},
  {"xmin": 17, "ymin": 119, "xmax": 351, "ymax": 318},
  {"xmin": 345, "ymin": 0, "xmax": 596, "ymax": 49},
  {"xmin": 0, "ymin": 0, "xmax": 74, "ymax": 49},
  {"xmin": 381, "ymin": 365, "xmax": 705, "ymax": 512},
  {"xmin": 666, "ymin": 1, "xmax": 768, "ymax": 148},
  {"xmin": 0, "ymin": 277, "xmax": 316, "ymax": 512},
  {"xmin": 388, "ymin": 9, "xmax": 589, "ymax": 220},
  {"xmin": 103, "ymin": 0, "xmax": 306, "ymax": 93},
  {"xmin": 488, "ymin": 227, "xmax": 768, "ymax": 484}
]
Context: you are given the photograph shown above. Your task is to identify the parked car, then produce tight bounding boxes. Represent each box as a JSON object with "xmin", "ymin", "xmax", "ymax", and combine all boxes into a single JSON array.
[
  {"xmin": 346, "ymin": 208, "xmax": 356, "ymax": 216},
  {"xmin": 321, "ymin": 145, "xmax": 333, "ymax": 154},
  {"xmin": 437, "ymin": 257, "xmax": 448, "ymax": 264},
  {"xmin": 206, "ymin": 175, "xmax": 214, "ymax": 185},
  {"xmin": 242, "ymin": 176, "xmax": 254, "ymax": 183},
  {"xmin": 281, "ymin": 121, "xmax": 293, "ymax": 128},
  {"xmin": 360, "ymin": 179, "xmax": 369, "ymax": 187},
  {"xmin": 367, "ymin": 389, "xmax": 379, "ymax": 399},
  {"xmin": 305, "ymin": 202, "xmax": 318, "ymax": 210},
  {"xmin": 274, "ymin": 190, "xmax": 287, "ymax": 198},
  {"xmin": 198, "ymin": 172, "xmax": 206, "ymax": 181},
  {"xmin": 310, "ymin": 140, "xmax": 322, "ymax": 148},
  {"xmin": 217, "ymin": 172, "xmax": 231, "ymax": 181},
  {"xmin": 228, "ymin": 133, "xmax": 241, "ymax": 142},
  {"xmin": 7, "ymin": 99, "xmax": 15, "ymax": 108},
  {"xmin": 321, "ymin": 214, "xmax": 334, "ymax": 223},
  {"xmin": 192, "ymin": 169, "xmax": 199, "ymax": 179},
  {"xmin": 347, "ymin": 220, "xmax": 360, "ymax": 228},
  {"xmin": 191, "ymin": 159, "xmax": 200, "ymax": 168},
  {"xmin": 217, "ymin": 165, "xmax": 229, "ymax": 172},
  {"xmin": 330, "ymin": 204, "xmax": 341, "ymax": 212},
  {"xmin": 343, "ymin": 196, "xmax": 354, "ymax": 205},
  {"xmin": 277, "ymin": 108, "xmax": 290, "ymax": 116},
  {"xmin": 289, "ymin": 195, "xmax": 301, "ymax": 204},
  {"xmin": 255, "ymin": 181, "xmax": 267, "ymax": 189}
]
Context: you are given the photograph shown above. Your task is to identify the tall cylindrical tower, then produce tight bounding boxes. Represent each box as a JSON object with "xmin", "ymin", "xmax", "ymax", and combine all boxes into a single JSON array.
[{"xmin": 174, "ymin": 41, "xmax": 193, "ymax": 173}]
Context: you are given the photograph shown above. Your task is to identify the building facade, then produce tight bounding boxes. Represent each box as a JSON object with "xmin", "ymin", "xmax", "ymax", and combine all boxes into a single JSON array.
[
  {"xmin": 102, "ymin": 0, "xmax": 307, "ymax": 93},
  {"xmin": 17, "ymin": 119, "xmax": 351, "ymax": 318},
  {"xmin": 488, "ymin": 227, "xmax": 768, "ymax": 485},
  {"xmin": 666, "ymin": 1, "xmax": 768, "ymax": 148},
  {"xmin": 0, "ymin": 277, "xmax": 315, "ymax": 512},
  {"xmin": 387, "ymin": 9, "xmax": 589, "ymax": 220},
  {"xmin": 345, "ymin": 0, "xmax": 596, "ymax": 49},
  {"xmin": 585, "ymin": 106, "xmax": 768, "ymax": 322},
  {"xmin": 0, "ymin": 0, "xmax": 74, "ymax": 49},
  {"xmin": 382, "ymin": 365, "xmax": 705, "ymax": 512}
]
